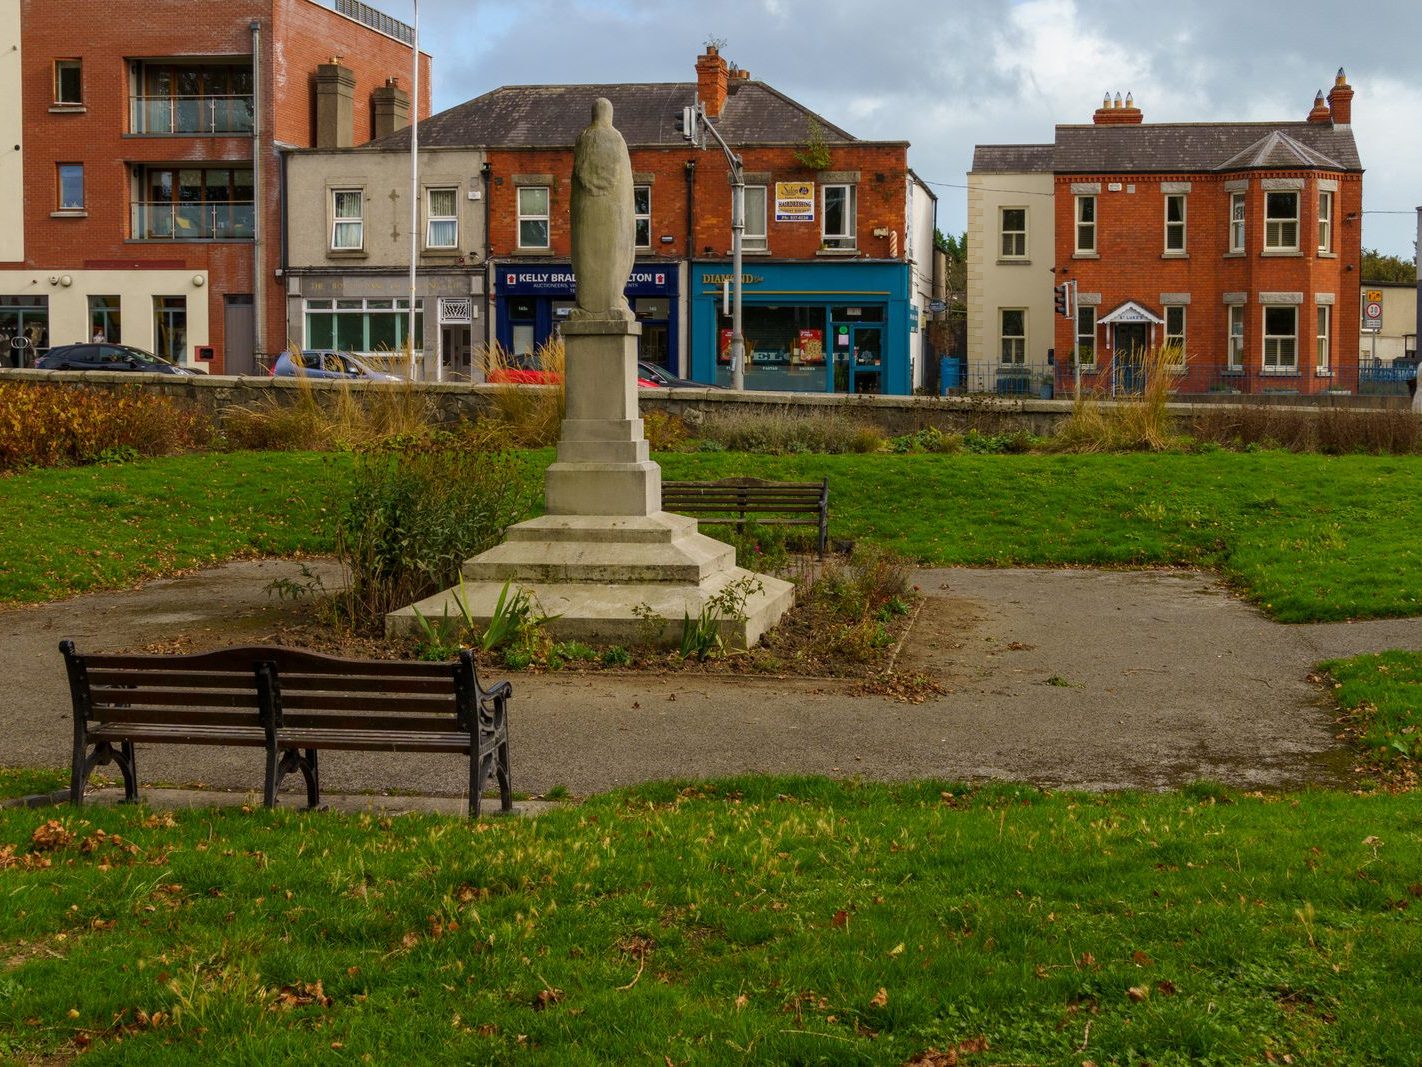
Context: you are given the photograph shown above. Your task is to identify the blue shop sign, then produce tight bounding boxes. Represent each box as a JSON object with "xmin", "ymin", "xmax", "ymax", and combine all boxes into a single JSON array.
[{"xmin": 498, "ymin": 264, "xmax": 677, "ymax": 297}]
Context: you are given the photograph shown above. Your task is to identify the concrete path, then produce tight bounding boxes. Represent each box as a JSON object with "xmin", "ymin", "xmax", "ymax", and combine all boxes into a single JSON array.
[{"xmin": 3, "ymin": 560, "xmax": 1418, "ymax": 800}]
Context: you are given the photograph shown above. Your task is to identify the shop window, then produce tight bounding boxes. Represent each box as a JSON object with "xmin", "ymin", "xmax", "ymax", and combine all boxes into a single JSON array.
[
  {"xmin": 305, "ymin": 297, "xmax": 423, "ymax": 354},
  {"xmin": 743, "ymin": 185, "xmax": 767, "ymax": 251},
  {"xmin": 57, "ymin": 163, "xmax": 84, "ymax": 210},
  {"xmin": 331, "ymin": 189, "xmax": 363, "ymax": 250},
  {"xmin": 999, "ymin": 207, "xmax": 1026, "ymax": 258},
  {"xmin": 518, "ymin": 186, "xmax": 550, "ymax": 249},
  {"xmin": 1229, "ymin": 192, "xmax": 1246, "ymax": 253},
  {"xmin": 1263, "ymin": 305, "xmax": 1297, "ymax": 371},
  {"xmin": 153, "ymin": 296, "xmax": 187, "ymax": 364},
  {"xmin": 822, "ymin": 184, "xmax": 856, "ymax": 249},
  {"xmin": 1075, "ymin": 195, "xmax": 1095, "ymax": 253},
  {"xmin": 425, "ymin": 187, "xmax": 457, "ymax": 249},
  {"xmin": 1164, "ymin": 194, "xmax": 1186, "ymax": 253},
  {"xmin": 1075, "ymin": 306, "xmax": 1096, "ymax": 367},
  {"xmin": 54, "ymin": 59, "xmax": 82, "ymax": 105},
  {"xmin": 1227, "ymin": 304, "xmax": 1245, "ymax": 370},
  {"xmin": 1000, "ymin": 308, "xmax": 1025, "ymax": 364},
  {"xmin": 1317, "ymin": 190, "xmax": 1333, "ymax": 253},
  {"xmin": 1265, "ymin": 192, "xmax": 1298, "ymax": 251},
  {"xmin": 716, "ymin": 305, "xmax": 831, "ymax": 393},
  {"xmin": 1316, "ymin": 304, "xmax": 1331, "ymax": 371},
  {"xmin": 634, "ymin": 185, "xmax": 651, "ymax": 249},
  {"xmin": 0, "ymin": 296, "xmax": 51, "ymax": 367},
  {"xmin": 89, "ymin": 296, "xmax": 121, "ymax": 343}
]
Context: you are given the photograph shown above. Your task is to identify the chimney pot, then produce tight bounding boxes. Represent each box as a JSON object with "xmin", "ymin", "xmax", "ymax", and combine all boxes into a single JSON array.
[{"xmin": 1327, "ymin": 67, "xmax": 1353, "ymax": 125}]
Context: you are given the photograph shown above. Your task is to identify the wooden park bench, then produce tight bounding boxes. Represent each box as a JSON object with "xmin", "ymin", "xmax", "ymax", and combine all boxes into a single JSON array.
[
  {"xmin": 662, "ymin": 477, "xmax": 829, "ymax": 557},
  {"xmin": 60, "ymin": 641, "xmax": 512, "ymax": 817}
]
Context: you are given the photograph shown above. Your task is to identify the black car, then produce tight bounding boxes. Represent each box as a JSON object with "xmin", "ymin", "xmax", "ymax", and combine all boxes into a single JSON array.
[
  {"xmin": 35, "ymin": 343, "xmax": 196, "ymax": 375},
  {"xmin": 636, "ymin": 361, "xmax": 720, "ymax": 388}
]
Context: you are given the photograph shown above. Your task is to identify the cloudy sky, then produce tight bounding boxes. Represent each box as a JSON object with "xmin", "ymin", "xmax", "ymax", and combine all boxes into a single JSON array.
[{"xmin": 392, "ymin": 0, "xmax": 1420, "ymax": 258}]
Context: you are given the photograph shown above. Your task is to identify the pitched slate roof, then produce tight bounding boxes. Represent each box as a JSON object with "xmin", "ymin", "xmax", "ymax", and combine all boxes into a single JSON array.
[
  {"xmin": 371, "ymin": 79, "xmax": 860, "ymax": 151},
  {"xmin": 1051, "ymin": 121, "xmax": 1361, "ymax": 173},
  {"xmin": 971, "ymin": 144, "xmax": 1053, "ymax": 173}
]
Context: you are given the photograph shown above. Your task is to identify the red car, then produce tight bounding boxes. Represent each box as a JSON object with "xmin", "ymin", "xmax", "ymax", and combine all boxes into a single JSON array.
[{"xmin": 487, "ymin": 367, "xmax": 660, "ymax": 387}]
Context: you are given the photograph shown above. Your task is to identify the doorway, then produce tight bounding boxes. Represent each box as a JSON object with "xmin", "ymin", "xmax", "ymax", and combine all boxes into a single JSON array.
[
  {"xmin": 153, "ymin": 296, "xmax": 188, "ymax": 365},
  {"xmin": 224, "ymin": 294, "xmax": 255, "ymax": 374},
  {"xmin": 1113, "ymin": 322, "xmax": 1150, "ymax": 393}
]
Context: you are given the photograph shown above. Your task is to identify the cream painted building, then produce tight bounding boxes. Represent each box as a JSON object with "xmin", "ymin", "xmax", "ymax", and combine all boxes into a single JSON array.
[
  {"xmin": 284, "ymin": 145, "xmax": 488, "ymax": 380},
  {"xmin": 966, "ymin": 144, "xmax": 1056, "ymax": 393},
  {"xmin": 0, "ymin": 0, "xmax": 23, "ymax": 267},
  {"xmin": 1358, "ymin": 281, "xmax": 1417, "ymax": 363}
]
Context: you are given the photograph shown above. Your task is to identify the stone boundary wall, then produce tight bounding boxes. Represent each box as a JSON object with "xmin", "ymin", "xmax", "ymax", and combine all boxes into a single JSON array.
[{"xmin": 0, "ymin": 369, "xmax": 1411, "ymax": 439}]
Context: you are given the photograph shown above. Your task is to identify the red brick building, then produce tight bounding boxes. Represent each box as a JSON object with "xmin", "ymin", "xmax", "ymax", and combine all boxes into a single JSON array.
[
  {"xmin": 370, "ymin": 47, "xmax": 938, "ymax": 393},
  {"xmin": 972, "ymin": 72, "xmax": 1363, "ymax": 396},
  {"xmin": 1, "ymin": 0, "xmax": 429, "ymax": 373}
]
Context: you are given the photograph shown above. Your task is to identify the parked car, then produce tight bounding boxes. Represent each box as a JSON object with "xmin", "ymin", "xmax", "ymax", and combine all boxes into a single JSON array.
[
  {"xmin": 34, "ymin": 343, "xmax": 197, "ymax": 375},
  {"xmin": 636, "ymin": 361, "xmax": 720, "ymax": 388},
  {"xmin": 486, "ymin": 365, "xmax": 662, "ymax": 387},
  {"xmin": 272, "ymin": 349, "xmax": 401, "ymax": 382}
]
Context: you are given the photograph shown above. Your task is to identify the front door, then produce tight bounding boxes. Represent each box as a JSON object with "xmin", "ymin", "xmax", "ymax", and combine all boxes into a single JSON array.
[
  {"xmin": 224, "ymin": 294, "xmax": 255, "ymax": 375},
  {"xmin": 1113, "ymin": 322, "xmax": 1150, "ymax": 393},
  {"xmin": 851, "ymin": 325, "xmax": 883, "ymax": 395}
]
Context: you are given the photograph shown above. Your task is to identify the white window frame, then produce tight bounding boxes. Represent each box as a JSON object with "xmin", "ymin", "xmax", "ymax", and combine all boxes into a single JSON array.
[
  {"xmin": 1262, "ymin": 305, "xmax": 1298, "ymax": 372},
  {"xmin": 424, "ymin": 187, "xmax": 458, "ymax": 250},
  {"xmin": 1075, "ymin": 195, "xmax": 1096, "ymax": 254},
  {"xmin": 1000, "ymin": 308, "xmax": 1026, "ymax": 365},
  {"xmin": 743, "ymin": 184, "xmax": 767, "ymax": 252},
  {"xmin": 821, "ymin": 184, "xmax": 856, "ymax": 249},
  {"xmin": 1227, "ymin": 303, "xmax": 1245, "ymax": 371},
  {"xmin": 1229, "ymin": 192, "xmax": 1246, "ymax": 253},
  {"xmin": 1317, "ymin": 190, "xmax": 1333, "ymax": 253},
  {"xmin": 1164, "ymin": 194, "xmax": 1186, "ymax": 253},
  {"xmin": 1316, "ymin": 304, "xmax": 1331, "ymax": 371},
  {"xmin": 1163, "ymin": 305, "xmax": 1186, "ymax": 368},
  {"xmin": 330, "ymin": 189, "xmax": 363, "ymax": 250},
  {"xmin": 999, "ymin": 206, "xmax": 1027, "ymax": 259},
  {"xmin": 634, "ymin": 184, "xmax": 651, "ymax": 250},
  {"xmin": 1075, "ymin": 305, "xmax": 1096, "ymax": 368},
  {"xmin": 1265, "ymin": 191, "xmax": 1299, "ymax": 251},
  {"xmin": 54, "ymin": 59, "xmax": 82, "ymax": 105},
  {"xmin": 517, "ymin": 185, "xmax": 550, "ymax": 250}
]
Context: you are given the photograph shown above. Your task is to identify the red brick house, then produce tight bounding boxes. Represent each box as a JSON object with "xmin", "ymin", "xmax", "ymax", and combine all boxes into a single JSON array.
[
  {"xmin": 972, "ymin": 72, "xmax": 1363, "ymax": 396},
  {"xmin": 1, "ymin": 0, "xmax": 428, "ymax": 373},
  {"xmin": 369, "ymin": 47, "xmax": 938, "ymax": 393}
]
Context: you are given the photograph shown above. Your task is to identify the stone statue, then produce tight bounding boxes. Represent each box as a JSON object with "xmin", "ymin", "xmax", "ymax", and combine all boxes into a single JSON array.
[{"xmin": 570, "ymin": 98, "xmax": 635, "ymax": 322}]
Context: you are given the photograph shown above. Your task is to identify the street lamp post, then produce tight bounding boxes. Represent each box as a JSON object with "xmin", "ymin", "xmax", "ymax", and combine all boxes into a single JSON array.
[{"xmin": 683, "ymin": 102, "xmax": 745, "ymax": 390}]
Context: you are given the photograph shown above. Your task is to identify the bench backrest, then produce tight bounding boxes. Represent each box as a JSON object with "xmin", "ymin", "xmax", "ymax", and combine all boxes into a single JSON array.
[
  {"xmin": 662, "ymin": 478, "xmax": 828, "ymax": 513},
  {"xmin": 61, "ymin": 642, "xmax": 479, "ymax": 735}
]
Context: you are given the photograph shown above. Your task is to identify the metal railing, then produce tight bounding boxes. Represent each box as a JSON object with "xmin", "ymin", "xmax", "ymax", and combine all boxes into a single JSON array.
[
  {"xmin": 130, "ymin": 94, "xmax": 254, "ymax": 135},
  {"xmin": 131, "ymin": 201, "xmax": 255, "ymax": 241},
  {"xmin": 939, "ymin": 358, "xmax": 1371, "ymax": 398}
]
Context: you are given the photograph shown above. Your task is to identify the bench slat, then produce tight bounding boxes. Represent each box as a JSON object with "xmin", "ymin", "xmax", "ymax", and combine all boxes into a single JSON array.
[
  {"xmin": 90, "ymin": 723, "xmax": 269, "ymax": 746},
  {"xmin": 279, "ymin": 712, "xmax": 461, "ymax": 733},
  {"xmin": 277, "ymin": 728, "xmax": 473, "ymax": 753},
  {"xmin": 89, "ymin": 706, "xmax": 266, "ymax": 727},
  {"xmin": 90, "ymin": 688, "xmax": 259, "ymax": 710}
]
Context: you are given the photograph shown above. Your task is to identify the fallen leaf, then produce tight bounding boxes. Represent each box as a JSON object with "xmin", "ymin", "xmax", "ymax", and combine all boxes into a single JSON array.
[
  {"xmin": 831, "ymin": 909, "xmax": 850, "ymax": 929},
  {"xmin": 869, "ymin": 987, "xmax": 889, "ymax": 1008},
  {"xmin": 1131, "ymin": 950, "xmax": 1153, "ymax": 966},
  {"xmin": 1126, "ymin": 986, "xmax": 1148, "ymax": 1002},
  {"xmin": 888, "ymin": 942, "xmax": 905, "ymax": 957},
  {"xmin": 1155, "ymin": 979, "xmax": 1178, "ymax": 997},
  {"xmin": 533, "ymin": 986, "xmax": 563, "ymax": 1011}
]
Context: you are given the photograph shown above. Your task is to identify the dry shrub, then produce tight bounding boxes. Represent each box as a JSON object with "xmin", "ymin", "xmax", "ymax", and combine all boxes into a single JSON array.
[
  {"xmin": 798, "ymin": 545, "xmax": 913, "ymax": 665},
  {"xmin": 0, "ymin": 382, "xmax": 211, "ymax": 471},
  {"xmin": 696, "ymin": 407, "xmax": 885, "ymax": 454},
  {"xmin": 477, "ymin": 338, "xmax": 567, "ymax": 446},
  {"xmin": 1052, "ymin": 344, "xmax": 1182, "ymax": 452},
  {"xmin": 1190, "ymin": 404, "xmax": 1422, "ymax": 454},
  {"xmin": 221, "ymin": 373, "xmax": 436, "ymax": 452},
  {"xmin": 643, "ymin": 409, "xmax": 689, "ymax": 451}
]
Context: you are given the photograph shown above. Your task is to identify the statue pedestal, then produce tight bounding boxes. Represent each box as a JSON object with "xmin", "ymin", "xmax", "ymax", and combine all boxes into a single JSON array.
[{"xmin": 388, "ymin": 320, "xmax": 793, "ymax": 649}]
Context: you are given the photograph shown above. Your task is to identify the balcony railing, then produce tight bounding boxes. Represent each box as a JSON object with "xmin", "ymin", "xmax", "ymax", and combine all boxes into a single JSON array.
[
  {"xmin": 131, "ymin": 201, "xmax": 255, "ymax": 241},
  {"xmin": 130, "ymin": 94, "xmax": 254, "ymax": 135}
]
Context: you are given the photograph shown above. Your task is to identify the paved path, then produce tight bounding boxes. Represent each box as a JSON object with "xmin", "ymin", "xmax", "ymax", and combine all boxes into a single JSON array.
[{"xmin": 3, "ymin": 561, "xmax": 1418, "ymax": 799}]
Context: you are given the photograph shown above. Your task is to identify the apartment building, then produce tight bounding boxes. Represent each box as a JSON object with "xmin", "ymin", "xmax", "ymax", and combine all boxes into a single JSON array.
[{"xmin": 0, "ymin": 0, "xmax": 428, "ymax": 373}]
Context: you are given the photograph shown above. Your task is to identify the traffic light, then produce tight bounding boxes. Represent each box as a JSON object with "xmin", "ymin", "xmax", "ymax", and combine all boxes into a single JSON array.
[
  {"xmin": 676, "ymin": 104, "xmax": 702, "ymax": 145},
  {"xmin": 1054, "ymin": 283, "xmax": 1069, "ymax": 318}
]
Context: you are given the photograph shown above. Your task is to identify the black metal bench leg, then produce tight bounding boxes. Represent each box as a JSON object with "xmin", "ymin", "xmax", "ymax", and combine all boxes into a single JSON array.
[
  {"xmin": 469, "ymin": 741, "xmax": 490, "ymax": 819},
  {"xmin": 496, "ymin": 733, "xmax": 513, "ymax": 814},
  {"xmin": 72, "ymin": 741, "xmax": 138, "ymax": 806},
  {"xmin": 118, "ymin": 742, "xmax": 138, "ymax": 803},
  {"xmin": 302, "ymin": 749, "xmax": 320, "ymax": 809},
  {"xmin": 263, "ymin": 745, "xmax": 279, "ymax": 808}
]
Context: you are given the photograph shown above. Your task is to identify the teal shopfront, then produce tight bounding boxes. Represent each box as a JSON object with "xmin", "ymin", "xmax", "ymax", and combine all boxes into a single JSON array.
[{"xmin": 688, "ymin": 260, "xmax": 912, "ymax": 395}]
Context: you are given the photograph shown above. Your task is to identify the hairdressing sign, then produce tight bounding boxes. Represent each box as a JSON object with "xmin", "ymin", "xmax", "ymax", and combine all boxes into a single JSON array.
[{"xmin": 775, "ymin": 182, "xmax": 815, "ymax": 223}]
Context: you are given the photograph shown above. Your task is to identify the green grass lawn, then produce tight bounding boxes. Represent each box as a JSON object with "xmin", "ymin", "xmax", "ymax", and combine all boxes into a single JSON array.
[
  {"xmin": 1322, "ymin": 650, "xmax": 1422, "ymax": 767},
  {"xmin": 0, "ymin": 779, "xmax": 1418, "ymax": 1064},
  {"xmin": 3, "ymin": 449, "xmax": 1420, "ymax": 622}
]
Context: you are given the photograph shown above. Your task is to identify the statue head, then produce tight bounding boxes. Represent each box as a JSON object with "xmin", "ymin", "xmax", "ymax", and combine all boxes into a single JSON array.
[{"xmin": 591, "ymin": 97, "xmax": 614, "ymax": 127}]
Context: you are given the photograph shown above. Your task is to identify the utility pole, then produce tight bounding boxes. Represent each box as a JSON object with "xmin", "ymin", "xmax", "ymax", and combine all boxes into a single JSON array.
[
  {"xmin": 680, "ymin": 102, "xmax": 745, "ymax": 390},
  {"xmin": 407, "ymin": 0, "xmax": 420, "ymax": 381}
]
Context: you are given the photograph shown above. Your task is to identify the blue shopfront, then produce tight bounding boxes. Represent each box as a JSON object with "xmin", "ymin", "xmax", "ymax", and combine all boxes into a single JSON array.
[
  {"xmin": 688, "ymin": 260, "xmax": 912, "ymax": 394},
  {"xmin": 493, "ymin": 262, "xmax": 680, "ymax": 369}
]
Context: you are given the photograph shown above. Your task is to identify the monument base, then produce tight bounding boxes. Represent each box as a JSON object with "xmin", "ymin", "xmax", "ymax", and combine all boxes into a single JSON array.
[{"xmin": 386, "ymin": 512, "xmax": 795, "ymax": 650}]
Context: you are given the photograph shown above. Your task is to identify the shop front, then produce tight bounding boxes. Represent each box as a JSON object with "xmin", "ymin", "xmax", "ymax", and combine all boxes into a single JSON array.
[
  {"xmin": 493, "ymin": 263, "xmax": 680, "ymax": 370},
  {"xmin": 688, "ymin": 261, "xmax": 912, "ymax": 394}
]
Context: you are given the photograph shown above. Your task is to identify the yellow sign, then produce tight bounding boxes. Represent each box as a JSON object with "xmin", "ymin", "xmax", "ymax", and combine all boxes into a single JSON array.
[{"xmin": 775, "ymin": 181, "xmax": 815, "ymax": 223}]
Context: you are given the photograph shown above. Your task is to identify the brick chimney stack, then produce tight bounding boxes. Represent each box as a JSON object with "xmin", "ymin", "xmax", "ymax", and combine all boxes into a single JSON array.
[
  {"xmin": 696, "ymin": 45, "xmax": 729, "ymax": 118},
  {"xmin": 1093, "ymin": 90, "xmax": 1142, "ymax": 125},
  {"xmin": 1327, "ymin": 67, "xmax": 1353, "ymax": 125},
  {"xmin": 314, "ymin": 60, "xmax": 356, "ymax": 148},
  {"xmin": 1307, "ymin": 90, "xmax": 1331, "ymax": 124}
]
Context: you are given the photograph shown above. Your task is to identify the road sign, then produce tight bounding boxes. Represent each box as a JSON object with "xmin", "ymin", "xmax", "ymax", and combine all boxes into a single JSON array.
[
  {"xmin": 1363, "ymin": 288, "xmax": 1383, "ymax": 330},
  {"xmin": 928, "ymin": 300, "xmax": 946, "ymax": 314}
]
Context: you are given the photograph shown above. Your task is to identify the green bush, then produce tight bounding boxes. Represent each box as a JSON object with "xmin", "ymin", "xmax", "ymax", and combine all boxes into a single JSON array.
[
  {"xmin": 332, "ymin": 444, "xmax": 540, "ymax": 632},
  {"xmin": 694, "ymin": 408, "xmax": 885, "ymax": 454}
]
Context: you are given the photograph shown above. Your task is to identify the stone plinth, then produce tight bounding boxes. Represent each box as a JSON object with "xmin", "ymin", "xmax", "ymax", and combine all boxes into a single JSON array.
[{"xmin": 388, "ymin": 319, "xmax": 793, "ymax": 650}]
